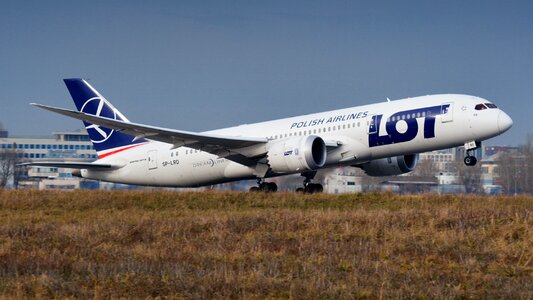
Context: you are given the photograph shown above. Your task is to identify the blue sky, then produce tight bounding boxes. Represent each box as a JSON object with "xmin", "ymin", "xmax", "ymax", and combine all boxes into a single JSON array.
[{"xmin": 0, "ymin": 0, "xmax": 531, "ymax": 145}]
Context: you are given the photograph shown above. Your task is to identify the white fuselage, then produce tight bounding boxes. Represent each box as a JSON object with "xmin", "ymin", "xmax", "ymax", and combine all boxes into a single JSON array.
[{"xmin": 81, "ymin": 94, "xmax": 510, "ymax": 187}]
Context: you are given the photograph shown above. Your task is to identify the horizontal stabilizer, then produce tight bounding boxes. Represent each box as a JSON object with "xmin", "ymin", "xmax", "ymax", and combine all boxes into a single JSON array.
[{"xmin": 18, "ymin": 161, "xmax": 119, "ymax": 169}]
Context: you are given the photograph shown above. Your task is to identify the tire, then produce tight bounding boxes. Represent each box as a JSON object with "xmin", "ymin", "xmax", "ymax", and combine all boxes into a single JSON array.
[
  {"xmin": 259, "ymin": 182, "xmax": 277, "ymax": 192},
  {"xmin": 249, "ymin": 186, "xmax": 259, "ymax": 192},
  {"xmin": 304, "ymin": 184, "xmax": 323, "ymax": 194},
  {"xmin": 464, "ymin": 156, "xmax": 477, "ymax": 166},
  {"xmin": 267, "ymin": 182, "xmax": 278, "ymax": 192}
]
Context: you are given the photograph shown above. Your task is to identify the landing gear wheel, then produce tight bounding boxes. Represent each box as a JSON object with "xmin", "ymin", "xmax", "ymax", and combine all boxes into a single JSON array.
[
  {"xmin": 259, "ymin": 182, "xmax": 278, "ymax": 192},
  {"xmin": 250, "ymin": 179, "xmax": 277, "ymax": 193},
  {"xmin": 298, "ymin": 171, "xmax": 322, "ymax": 193},
  {"xmin": 304, "ymin": 183, "xmax": 323, "ymax": 194},
  {"xmin": 464, "ymin": 156, "xmax": 477, "ymax": 166}
]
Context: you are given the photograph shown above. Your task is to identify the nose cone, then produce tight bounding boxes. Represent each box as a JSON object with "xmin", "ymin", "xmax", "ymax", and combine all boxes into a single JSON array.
[{"xmin": 497, "ymin": 111, "xmax": 513, "ymax": 133}]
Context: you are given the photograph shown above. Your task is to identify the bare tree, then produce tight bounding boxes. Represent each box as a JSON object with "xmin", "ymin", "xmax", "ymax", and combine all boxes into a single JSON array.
[
  {"xmin": 0, "ymin": 148, "xmax": 17, "ymax": 188},
  {"xmin": 496, "ymin": 144, "xmax": 533, "ymax": 195},
  {"xmin": 453, "ymin": 156, "xmax": 482, "ymax": 194},
  {"xmin": 413, "ymin": 158, "xmax": 438, "ymax": 179}
]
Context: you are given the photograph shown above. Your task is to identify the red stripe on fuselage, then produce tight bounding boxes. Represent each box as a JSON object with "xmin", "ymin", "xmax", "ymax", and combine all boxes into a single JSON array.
[{"xmin": 98, "ymin": 144, "xmax": 144, "ymax": 159}]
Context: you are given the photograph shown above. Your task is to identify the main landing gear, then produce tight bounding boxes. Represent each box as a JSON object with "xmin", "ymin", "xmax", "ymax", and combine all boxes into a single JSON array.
[
  {"xmin": 249, "ymin": 179, "xmax": 278, "ymax": 192},
  {"xmin": 296, "ymin": 171, "xmax": 323, "ymax": 194}
]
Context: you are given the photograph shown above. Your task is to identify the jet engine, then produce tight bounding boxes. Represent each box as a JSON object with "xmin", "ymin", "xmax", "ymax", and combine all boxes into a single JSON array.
[
  {"xmin": 359, "ymin": 154, "xmax": 418, "ymax": 176},
  {"xmin": 267, "ymin": 135, "xmax": 327, "ymax": 173}
]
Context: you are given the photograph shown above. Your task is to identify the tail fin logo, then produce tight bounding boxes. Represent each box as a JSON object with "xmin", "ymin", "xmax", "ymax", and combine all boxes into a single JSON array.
[{"xmin": 80, "ymin": 97, "xmax": 117, "ymax": 143}]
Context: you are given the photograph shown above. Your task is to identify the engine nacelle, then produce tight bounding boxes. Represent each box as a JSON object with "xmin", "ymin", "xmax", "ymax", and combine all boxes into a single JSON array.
[
  {"xmin": 360, "ymin": 154, "xmax": 418, "ymax": 176},
  {"xmin": 267, "ymin": 135, "xmax": 327, "ymax": 173}
]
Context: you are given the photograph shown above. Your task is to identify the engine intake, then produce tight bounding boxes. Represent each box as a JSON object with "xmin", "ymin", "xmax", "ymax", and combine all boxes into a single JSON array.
[
  {"xmin": 360, "ymin": 154, "xmax": 418, "ymax": 176},
  {"xmin": 267, "ymin": 135, "xmax": 326, "ymax": 173}
]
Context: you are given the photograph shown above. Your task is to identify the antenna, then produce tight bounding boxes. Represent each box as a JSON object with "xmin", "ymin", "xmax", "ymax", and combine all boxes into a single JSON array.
[{"xmin": 386, "ymin": 98, "xmax": 391, "ymax": 102}]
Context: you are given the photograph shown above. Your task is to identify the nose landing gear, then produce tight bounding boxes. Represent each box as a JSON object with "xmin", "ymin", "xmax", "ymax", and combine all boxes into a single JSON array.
[
  {"xmin": 464, "ymin": 155, "xmax": 477, "ymax": 166},
  {"xmin": 463, "ymin": 141, "xmax": 481, "ymax": 166}
]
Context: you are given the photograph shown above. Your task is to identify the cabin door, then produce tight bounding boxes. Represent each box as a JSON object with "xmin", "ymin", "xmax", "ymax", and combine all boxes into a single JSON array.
[
  {"xmin": 441, "ymin": 102, "xmax": 454, "ymax": 123},
  {"xmin": 367, "ymin": 114, "xmax": 378, "ymax": 134},
  {"xmin": 148, "ymin": 150, "xmax": 158, "ymax": 170}
]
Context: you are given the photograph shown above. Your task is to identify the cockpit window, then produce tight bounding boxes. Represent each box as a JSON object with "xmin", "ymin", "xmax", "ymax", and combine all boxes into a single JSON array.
[
  {"xmin": 475, "ymin": 104, "xmax": 488, "ymax": 110},
  {"xmin": 485, "ymin": 103, "xmax": 498, "ymax": 109}
]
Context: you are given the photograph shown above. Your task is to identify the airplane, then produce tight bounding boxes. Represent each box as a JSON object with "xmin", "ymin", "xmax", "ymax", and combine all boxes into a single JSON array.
[{"xmin": 23, "ymin": 78, "xmax": 513, "ymax": 193}]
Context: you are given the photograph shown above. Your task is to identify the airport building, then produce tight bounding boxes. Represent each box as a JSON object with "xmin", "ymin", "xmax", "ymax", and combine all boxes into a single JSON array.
[{"xmin": 0, "ymin": 130, "xmax": 98, "ymax": 189}]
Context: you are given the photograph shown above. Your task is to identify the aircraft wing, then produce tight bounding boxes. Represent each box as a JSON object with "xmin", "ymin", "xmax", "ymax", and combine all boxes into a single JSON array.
[
  {"xmin": 31, "ymin": 103, "xmax": 268, "ymax": 165},
  {"xmin": 19, "ymin": 161, "xmax": 117, "ymax": 169}
]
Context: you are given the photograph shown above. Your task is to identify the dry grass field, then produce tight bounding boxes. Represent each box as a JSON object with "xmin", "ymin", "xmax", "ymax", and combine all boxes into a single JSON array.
[{"xmin": 0, "ymin": 190, "xmax": 531, "ymax": 299}]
